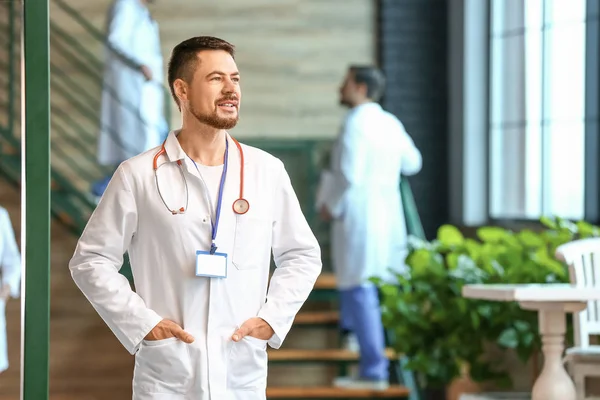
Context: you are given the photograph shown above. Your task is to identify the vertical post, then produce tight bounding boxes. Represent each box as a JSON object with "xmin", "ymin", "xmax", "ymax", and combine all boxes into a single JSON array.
[{"xmin": 21, "ymin": 0, "xmax": 51, "ymax": 399}]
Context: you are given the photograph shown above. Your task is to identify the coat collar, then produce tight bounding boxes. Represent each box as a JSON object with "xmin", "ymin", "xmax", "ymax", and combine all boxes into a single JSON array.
[
  {"xmin": 163, "ymin": 130, "xmax": 187, "ymax": 162},
  {"xmin": 163, "ymin": 130, "xmax": 248, "ymax": 166}
]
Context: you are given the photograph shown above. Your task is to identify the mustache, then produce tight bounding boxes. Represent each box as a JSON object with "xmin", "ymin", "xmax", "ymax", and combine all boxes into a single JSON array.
[{"xmin": 216, "ymin": 95, "xmax": 238, "ymax": 103}]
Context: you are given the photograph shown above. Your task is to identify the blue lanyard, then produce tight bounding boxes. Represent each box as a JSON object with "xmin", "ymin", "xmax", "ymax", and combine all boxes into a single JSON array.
[{"xmin": 190, "ymin": 139, "xmax": 229, "ymax": 254}]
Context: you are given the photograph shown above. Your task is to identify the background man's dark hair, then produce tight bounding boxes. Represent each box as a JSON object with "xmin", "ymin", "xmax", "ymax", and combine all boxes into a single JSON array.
[
  {"xmin": 167, "ymin": 36, "xmax": 236, "ymax": 109},
  {"xmin": 349, "ymin": 65, "xmax": 386, "ymax": 102}
]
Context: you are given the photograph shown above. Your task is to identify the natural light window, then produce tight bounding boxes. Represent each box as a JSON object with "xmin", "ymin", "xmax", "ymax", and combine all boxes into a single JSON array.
[{"xmin": 489, "ymin": 0, "xmax": 586, "ymax": 220}]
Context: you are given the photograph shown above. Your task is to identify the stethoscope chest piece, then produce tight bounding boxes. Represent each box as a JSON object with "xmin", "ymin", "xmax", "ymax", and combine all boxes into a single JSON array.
[{"xmin": 233, "ymin": 198, "xmax": 250, "ymax": 214}]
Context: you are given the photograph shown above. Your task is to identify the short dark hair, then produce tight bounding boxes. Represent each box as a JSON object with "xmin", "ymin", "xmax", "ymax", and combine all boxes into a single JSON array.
[
  {"xmin": 167, "ymin": 36, "xmax": 236, "ymax": 107},
  {"xmin": 349, "ymin": 65, "xmax": 386, "ymax": 101}
]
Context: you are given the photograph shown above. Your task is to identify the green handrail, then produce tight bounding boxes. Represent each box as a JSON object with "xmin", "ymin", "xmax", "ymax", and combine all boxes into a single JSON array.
[
  {"xmin": 51, "ymin": 109, "xmax": 110, "ymax": 164},
  {"xmin": 53, "ymin": 0, "xmax": 114, "ymax": 42},
  {"xmin": 49, "ymin": 22, "xmax": 103, "ymax": 74},
  {"xmin": 50, "ymin": 75, "xmax": 149, "ymax": 157},
  {"xmin": 50, "ymin": 62, "xmax": 101, "ymax": 111},
  {"xmin": 50, "ymin": 25, "xmax": 151, "ymax": 124}
]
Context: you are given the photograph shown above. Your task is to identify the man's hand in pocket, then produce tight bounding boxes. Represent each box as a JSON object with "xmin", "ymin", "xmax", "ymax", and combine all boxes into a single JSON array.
[{"xmin": 144, "ymin": 319, "xmax": 195, "ymax": 343}]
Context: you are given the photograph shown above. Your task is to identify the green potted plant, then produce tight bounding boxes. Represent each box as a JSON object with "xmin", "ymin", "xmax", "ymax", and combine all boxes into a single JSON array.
[{"xmin": 372, "ymin": 217, "xmax": 600, "ymax": 399}]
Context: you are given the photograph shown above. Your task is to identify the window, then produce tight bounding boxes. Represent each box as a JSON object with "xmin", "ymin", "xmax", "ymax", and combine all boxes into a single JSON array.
[{"xmin": 489, "ymin": 0, "xmax": 586, "ymax": 220}]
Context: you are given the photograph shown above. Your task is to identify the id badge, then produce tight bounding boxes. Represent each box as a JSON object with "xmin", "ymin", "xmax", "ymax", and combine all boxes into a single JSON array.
[{"xmin": 196, "ymin": 251, "xmax": 228, "ymax": 278}]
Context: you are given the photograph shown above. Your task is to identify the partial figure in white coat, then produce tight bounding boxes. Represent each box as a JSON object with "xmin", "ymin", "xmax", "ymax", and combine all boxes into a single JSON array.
[
  {"xmin": 92, "ymin": 0, "xmax": 167, "ymax": 199},
  {"xmin": 0, "ymin": 206, "xmax": 21, "ymax": 374},
  {"xmin": 319, "ymin": 65, "xmax": 422, "ymax": 390},
  {"xmin": 70, "ymin": 36, "xmax": 322, "ymax": 400}
]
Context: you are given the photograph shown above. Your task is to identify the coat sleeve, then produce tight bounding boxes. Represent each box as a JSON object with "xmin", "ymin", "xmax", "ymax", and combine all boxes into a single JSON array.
[
  {"xmin": 69, "ymin": 164, "xmax": 162, "ymax": 355},
  {"xmin": 105, "ymin": 0, "xmax": 145, "ymax": 70},
  {"xmin": 257, "ymin": 160, "xmax": 322, "ymax": 349},
  {"xmin": 324, "ymin": 117, "xmax": 366, "ymax": 218},
  {"xmin": 0, "ymin": 208, "xmax": 21, "ymax": 298},
  {"xmin": 398, "ymin": 121, "xmax": 422, "ymax": 176}
]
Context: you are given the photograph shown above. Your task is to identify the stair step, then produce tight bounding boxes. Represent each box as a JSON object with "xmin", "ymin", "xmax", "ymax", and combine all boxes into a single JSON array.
[
  {"xmin": 315, "ymin": 273, "xmax": 336, "ymax": 290},
  {"xmin": 294, "ymin": 311, "xmax": 339, "ymax": 325},
  {"xmin": 266, "ymin": 385, "xmax": 410, "ymax": 398},
  {"xmin": 269, "ymin": 348, "xmax": 398, "ymax": 362}
]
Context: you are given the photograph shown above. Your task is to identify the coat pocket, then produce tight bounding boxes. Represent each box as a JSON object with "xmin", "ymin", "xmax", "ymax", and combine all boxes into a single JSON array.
[
  {"xmin": 227, "ymin": 336, "xmax": 268, "ymax": 390},
  {"xmin": 232, "ymin": 215, "xmax": 270, "ymax": 270},
  {"xmin": 133, "ymin": 337, "xmax": 193, "ymax": 394}
]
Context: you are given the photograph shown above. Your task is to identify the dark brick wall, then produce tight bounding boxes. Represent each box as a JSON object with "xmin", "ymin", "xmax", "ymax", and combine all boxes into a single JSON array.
[{"xmin": 378, "ymin": 0, "xmax": 450, "ymax": 239}]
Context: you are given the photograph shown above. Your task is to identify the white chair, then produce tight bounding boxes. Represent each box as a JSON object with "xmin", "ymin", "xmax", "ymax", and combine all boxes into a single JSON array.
[{"xmin": 556, "ymin": 238, "xmax": 600, "ymax": 400}]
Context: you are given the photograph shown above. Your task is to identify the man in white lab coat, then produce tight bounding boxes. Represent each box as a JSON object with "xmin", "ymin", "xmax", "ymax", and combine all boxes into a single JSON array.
[
  {"xmin": 0, "ymin": 206, "xmax": 21, "ymax": 374},
  {"xmin": 319, "ymin": 66, "xmax": 422, "ymax": 390},
  {"xmin": 92, "ymin": 0, "xmax": 167, "ymax": 199},
  {"xmin": 70, "ymin": 36, "xmax": 322, "ymax": 400}
]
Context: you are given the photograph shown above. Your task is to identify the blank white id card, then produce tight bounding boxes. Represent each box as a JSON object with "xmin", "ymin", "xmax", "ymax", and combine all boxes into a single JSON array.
[{"xmin": 196, "ymin": 251, "xmax": 228, "ymax": 278}]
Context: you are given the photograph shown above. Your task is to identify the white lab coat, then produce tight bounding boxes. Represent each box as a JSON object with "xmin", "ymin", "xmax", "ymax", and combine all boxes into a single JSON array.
[
  {"xmin": 69, "ymin": 131, "xmax": 322, "ymax": 399},
  {"xmin": 0, "ymin": 206, "xmax": 21, "ymax": 373},
  {"xmin": 321, "ymin": 103, "xmax": 422, "ymax": 290},
  {"xmin": 98, "ymin": 0, "xmax": 166, "ymax": 167}
]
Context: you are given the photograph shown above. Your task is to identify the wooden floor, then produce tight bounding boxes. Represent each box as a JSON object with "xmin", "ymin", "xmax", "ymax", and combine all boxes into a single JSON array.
[{"xmin": 0, "ymin": 177, "xmax": 134, "ymax": 399}]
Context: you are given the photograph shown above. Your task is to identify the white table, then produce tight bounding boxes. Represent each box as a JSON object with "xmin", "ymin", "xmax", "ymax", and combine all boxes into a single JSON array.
[{"xmin": 462, "ymin": 284, "xmax": 600, "ymax": 400}]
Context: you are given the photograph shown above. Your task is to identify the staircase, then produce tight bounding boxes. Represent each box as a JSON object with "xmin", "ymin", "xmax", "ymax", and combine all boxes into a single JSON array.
[
  {"xmin": 264, "ymin": 273, "xmax": 415, "ymax": 400},
  {"xmin": 0, "ymin": 1, "xmax": 426, "ymax": 399}
]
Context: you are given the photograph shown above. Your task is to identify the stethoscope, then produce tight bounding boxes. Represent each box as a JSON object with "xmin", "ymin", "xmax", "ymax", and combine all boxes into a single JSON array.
[{"xmin": 152, "ymin": 136, "xmax": 250, "ymax": 216}]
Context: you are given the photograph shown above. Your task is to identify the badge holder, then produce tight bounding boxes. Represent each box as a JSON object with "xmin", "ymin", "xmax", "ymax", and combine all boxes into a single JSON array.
[{"xmin": 196, "ymin": 250, "xmax": 227, "ymax": 278}]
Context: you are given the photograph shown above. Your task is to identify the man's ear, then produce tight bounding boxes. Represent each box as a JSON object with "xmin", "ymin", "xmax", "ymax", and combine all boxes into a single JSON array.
[
  {"xmin": 173, "ymin": 79, "xmax": 188, "ymax": 104},
  {"xmin": 357, "ymin": 82, "xmax": 369, "ymax": 98}
]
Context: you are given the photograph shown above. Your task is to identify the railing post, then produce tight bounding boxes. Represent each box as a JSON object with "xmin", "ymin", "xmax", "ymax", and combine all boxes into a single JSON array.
[{"xmin": 21, "ymin": 0, "xmax": 51, "ymax": 399}]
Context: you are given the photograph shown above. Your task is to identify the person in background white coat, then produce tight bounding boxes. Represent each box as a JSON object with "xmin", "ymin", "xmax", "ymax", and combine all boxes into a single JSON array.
[
  {"xmin": 319, "ymin": 65, "xmax": 422, "ymax": 390},
  {"xmin": 69, "ymin": 36, "xmax": 322, "ymax": 400},
  {"xmin": 0, "ymin": 206, "xmax": 21, "ymax": 374},
  {"xmin": 92, "ymin": 0, "xmax": 167, "ymax": 199}
]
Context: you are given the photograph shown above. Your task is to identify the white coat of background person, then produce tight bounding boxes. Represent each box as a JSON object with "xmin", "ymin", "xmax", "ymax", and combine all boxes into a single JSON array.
[
  {"xmin": 97, "ymin": 0, "xmax": 167, "ymax": 169},
  {"xmin": 69, "ymin": 36, "xmax": 322, "ymax": 400},
  {"xmin": 0, "ymin": 206, "xmax": 21, "ymax": 374},
  {"xmin": 318, "ymin": 66, "xmax": 422, "ymax": 390}
]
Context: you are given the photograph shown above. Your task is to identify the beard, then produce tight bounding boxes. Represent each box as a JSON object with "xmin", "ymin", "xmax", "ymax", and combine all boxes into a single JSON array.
[
  {"xmin": 190, "ymin": 104, "xmax": 239, "ymax": 130},
  {"xmin": 339, "ymin": 96, "xmax": 352, "ymax": 108}
]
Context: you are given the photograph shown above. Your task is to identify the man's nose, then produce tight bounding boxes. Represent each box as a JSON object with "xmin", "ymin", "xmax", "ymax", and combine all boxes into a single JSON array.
[{"xmin": 223, "ymin": 80, "xmax": 237, "ymax": 94}]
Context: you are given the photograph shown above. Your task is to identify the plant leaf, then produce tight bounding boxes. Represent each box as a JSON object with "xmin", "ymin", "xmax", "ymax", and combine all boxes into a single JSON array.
[
  {"xmin": 438, "ymin": 225, "xmax": 464, "ymax": 247},
  {"xmin": 477, "ymin": 226, "xmax": 508, "ymax": 243},
  {"xmin": 517, "ymin": 230, "xmax": 544, "ymax": 247},
  {"xmin": 497, "ymin": 327, "xmax": 519, "ymax": 348}
]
